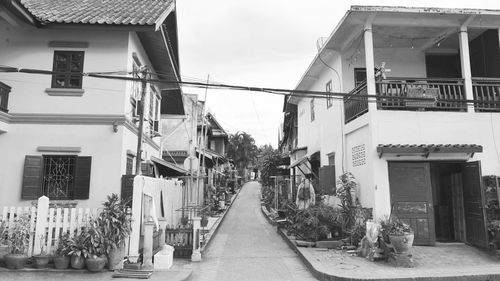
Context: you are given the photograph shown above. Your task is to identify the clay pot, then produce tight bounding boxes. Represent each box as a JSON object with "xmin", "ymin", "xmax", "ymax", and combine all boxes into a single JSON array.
[
  {"xmin": 33, "ymin": 255, "xmax": 51, "ymax": 268},
  {"xmin": 4, "ymin": 254, "xmax": 28, "ymax": 269},
  {"xmin": 71, "ymin": 254, "xmax": 86, "ymax": 269},
  {"xmin": 53, "ymin": 255, "xmax": 70, "ymax": 269},
  {"xmin": 389, "ymin": 233, "xmax": 414, "ymax": 253},
  {"xmin": 85, "ymin": 256, "xmax": 107, "ymax": 272},
  {"xmin": 107, "ymin": 246, "xmax": 125, "ymax": 270}
]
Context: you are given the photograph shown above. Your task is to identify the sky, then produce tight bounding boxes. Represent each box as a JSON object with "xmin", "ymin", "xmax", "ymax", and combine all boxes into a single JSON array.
[{"xmin": 176, "ymin": 0, "xmax": 500, "ymax": 147}]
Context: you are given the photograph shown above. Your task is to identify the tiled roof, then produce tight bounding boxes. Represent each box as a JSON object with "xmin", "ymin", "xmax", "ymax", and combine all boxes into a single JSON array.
[
  {"xmin": 377, "ymin": 144, "xmax": 483, "ymax": 157},
  {"xmin": 18, "ymin": 0, "xmax": 174, "ymax": 25}
]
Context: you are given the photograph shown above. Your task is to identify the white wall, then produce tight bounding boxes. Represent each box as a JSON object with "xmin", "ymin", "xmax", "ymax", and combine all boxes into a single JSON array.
[{"xmin": 0, "ymin": 18, "xmax": 129, "ymax": 115}]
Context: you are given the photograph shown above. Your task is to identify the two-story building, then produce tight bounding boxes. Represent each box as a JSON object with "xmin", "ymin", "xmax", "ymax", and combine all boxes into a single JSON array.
[
  {"xmin": 0, "ymin": 0, "xmax": 183, "ymax": 208},
  {"xmin": 287, "ymin": 6, "xmax": 500, "ymax": 248}
]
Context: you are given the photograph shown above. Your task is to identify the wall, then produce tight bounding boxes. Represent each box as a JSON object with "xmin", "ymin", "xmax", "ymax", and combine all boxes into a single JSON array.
[
  {"xmin": 369, "ymin": 110, "xmax": 500, "ymax": 219},
  {"xmin": 0, "ymin": 18, "xmax": 129, "ymax": 115},
  {"xmin": 161, "ymin": 94, "xmax": 197, "ymax": 154}
]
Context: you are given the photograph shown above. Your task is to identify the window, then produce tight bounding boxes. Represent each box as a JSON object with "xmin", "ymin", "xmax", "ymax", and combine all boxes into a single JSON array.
[
  {"xmin": 354, "ymin": 68, "xmax": 367, "ymax": 88},
  {"xmin": 326, "ymin": 80, "xmax": 333, "ymax": 108},
  {"xmin": 51, "ymin": 51, "xmax": 84, "ymax": 89},
  {"xmin": 310, "ymin": 98, "xmax": 315, "ymax": 122},
  {"xmin": 21, "ymin": 155, "xmax": 91, "ymax": 200},
  {"xmin": 126, "ymin": 155, "xmax": 134, "ymax": 175}
]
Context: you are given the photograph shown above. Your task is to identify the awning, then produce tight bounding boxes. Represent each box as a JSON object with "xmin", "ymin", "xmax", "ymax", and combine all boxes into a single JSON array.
[
  {"xmin": 151, "ymin": 156, "xmax": 189, "ymax": 177},
  {"xmin": 377, "ymin": 144, "xmax": 483, "ymax": 158},
  {"xmin": 289, "ymin": 155, "xmax": 309, "ymax": 169},
  {"xmin": 196, "ymin": 148, "xmax": 226, "ymax": 162},
  {"xmin": 288, "ymin": 151, "xmax": 320, "ymax": 180}
]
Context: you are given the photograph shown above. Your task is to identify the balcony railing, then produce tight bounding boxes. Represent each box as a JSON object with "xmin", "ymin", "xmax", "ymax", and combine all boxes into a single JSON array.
[
  {"xmin": 472, "ymin": 78, "xmax": 500, "ymax": 112},
  {"xmin": 375, "ymin": 78, "xmax": 467, "ymax": 111},
  {"xmin": 344, "ymin": 81, "xmax": 368, "ymax": 123},
  {"xmin": 0, "ymin": 82, "xmax": 11, "ymax": 113}
]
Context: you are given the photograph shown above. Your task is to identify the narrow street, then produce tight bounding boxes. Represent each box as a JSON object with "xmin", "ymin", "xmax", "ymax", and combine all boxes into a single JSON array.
[{"xmin": 191, "ymin": 181, "xmax": 318, "ymax": 281}]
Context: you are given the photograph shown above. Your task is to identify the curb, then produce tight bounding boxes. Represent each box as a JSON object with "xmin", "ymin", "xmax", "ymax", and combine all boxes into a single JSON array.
[{"xmin": 200, "ymin": 186, "xmax": 243, "ymax": 254}]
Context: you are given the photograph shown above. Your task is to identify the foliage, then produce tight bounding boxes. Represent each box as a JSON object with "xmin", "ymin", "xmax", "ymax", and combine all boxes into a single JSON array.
[
  {"xmin": 37, "ymin": 234, "xmax": 48, "ymax": 256},
  {"xmin": 488, "ymin": 220, "xmax": 500, "ymax": 246},
  {"xmin": 349, "ymin": 222, "xmax": 366, "ymax": 247},
  {"xmin": 83, "ymin": 218, "xmax": 106, "ymax": 258},
  {"xmin": 336, "ymin": 172, "xmax": 358, "ymax": 234},
  {"xmin": 380, "ymin": 216, "xmax": 412, "ymax": 240},
  {"xmin": 68, "ymin": 229, "xmax": 88, "ymax": 258},
  {"xmin": 98, "ymin": 193, "xmax": 131, "ymax": 252},
  {"xmin": 257, "ymin": 146, "xmax": 283, "ymax": 187},
  {"xmin": 6, "ymin": 213, "xmax": 31, "ymax": 255},
  {"xmin": 287, "ymin": 203, "xmax": 341, "ymax": 242},
  {"xmin": 0, "ymin": 220, "xmax": 6, "ymax": 245},
  {"xmin": 55, "ymin": 232, "xmax": 72, "ymax": 256},
  {"xmin": 226, "ymin": 131, "xmax": 258, "ymax": 173}
]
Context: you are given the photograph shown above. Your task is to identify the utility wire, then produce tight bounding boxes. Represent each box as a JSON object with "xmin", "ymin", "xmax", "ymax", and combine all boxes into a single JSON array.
[{"xmin": 1, "ymin": 65, "xmax": 500, "ymax": 105}]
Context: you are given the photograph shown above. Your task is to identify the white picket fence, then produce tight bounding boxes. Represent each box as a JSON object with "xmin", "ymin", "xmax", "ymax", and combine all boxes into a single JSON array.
[{"xmin": 1, "ymin": 196, "xmax": 98, "ymax": 257}]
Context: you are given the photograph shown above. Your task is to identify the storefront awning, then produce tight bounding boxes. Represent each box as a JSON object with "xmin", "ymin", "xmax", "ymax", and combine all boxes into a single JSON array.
[
  {"xmin": 377, "ymin": 144, "xmax": 483, "ymax": 158},
  {"xmin": 151, "ymin": 156, "xmax": 189, "ymax": 176}
]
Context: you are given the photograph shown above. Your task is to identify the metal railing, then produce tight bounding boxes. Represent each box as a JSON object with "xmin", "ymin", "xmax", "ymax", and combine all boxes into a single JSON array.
[
  {"xmin": 344, "ymin": 81, "xmax": 368, "ymax": 123},
  {"xmin": 375, "ymin": 78, "xmax": 466, "ymax": 111},
  {"xmin": 472, "ymin": 78, "xmax": 500, "ymax": 112},
  {"xmin": 0, "ymin": 81, "xmax": 11, "ymax": 113}
]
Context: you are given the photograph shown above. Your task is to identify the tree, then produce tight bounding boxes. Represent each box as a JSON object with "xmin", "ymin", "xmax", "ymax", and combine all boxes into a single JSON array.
[
  {"xmin": 226, "ymin": 131, "xmax": 258, "ymax": 174},
  {"xmin": 256, "ymin": 145, "xmax": 282, "ymax": 187}
]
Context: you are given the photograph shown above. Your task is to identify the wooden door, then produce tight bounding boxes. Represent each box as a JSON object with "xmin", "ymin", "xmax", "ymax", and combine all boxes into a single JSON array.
[
  {"xmin": 389, "ymin": 162, "xmax": 435, "ymax": 245},
  {"xmin": 461, "ymin": 161, "xmax": 488, "ymax": 248}
]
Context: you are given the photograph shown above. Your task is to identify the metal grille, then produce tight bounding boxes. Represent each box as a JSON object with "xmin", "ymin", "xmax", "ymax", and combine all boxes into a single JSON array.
[{"xmin": 43, "ymin": 156, "xmax": 76, "ymax": 199}]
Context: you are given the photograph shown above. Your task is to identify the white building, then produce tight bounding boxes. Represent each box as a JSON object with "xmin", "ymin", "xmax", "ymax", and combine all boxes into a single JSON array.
[
  {"xmin": 0, "ymin": 0, "xmax": 183, "ymax": 208},
  {"xmin": 286, "ymin": 6, "xmax": 500, "ymax": 248}
]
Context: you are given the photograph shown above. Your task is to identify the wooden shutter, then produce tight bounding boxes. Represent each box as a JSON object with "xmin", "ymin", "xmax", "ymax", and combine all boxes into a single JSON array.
[
  {"xmin": 21, "ymin": 155, "xmax": 43, "ymax": 200},
  {"xmin": 319, "ymin": 165, "xmax": 336, "ymax": 195},
  {"xmin": 121, "ymin": 175, "xmax": 135, "ymax": 207},
  {"xmin": 74, "ymin": 156, "xmax": 91, "ymax": 199}
]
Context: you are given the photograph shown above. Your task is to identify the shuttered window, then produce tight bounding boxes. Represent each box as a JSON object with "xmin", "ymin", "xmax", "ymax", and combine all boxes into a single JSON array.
[
  {"xmin": 21, "ymin": 155, "xmax": 92, "ymax": 200},
  {"xmin": 319, "ymin": 165, "xmax": 336, "ymax": 195}
]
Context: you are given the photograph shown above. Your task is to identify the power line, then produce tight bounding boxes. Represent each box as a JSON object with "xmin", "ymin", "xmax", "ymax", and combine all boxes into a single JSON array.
[{"xmin": 1, "ymin": 65, "xmax": 500, "ymax": 105}]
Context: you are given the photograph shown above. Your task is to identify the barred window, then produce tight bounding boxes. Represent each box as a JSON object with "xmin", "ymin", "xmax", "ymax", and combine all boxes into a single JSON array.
[{"xmin": 51, "ymin": 51, "xmax": 84, "ymax": 89}]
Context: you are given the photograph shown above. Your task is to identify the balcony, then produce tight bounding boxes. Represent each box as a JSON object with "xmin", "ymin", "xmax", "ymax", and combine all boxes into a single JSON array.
[
  {"xmin": 0, "ymin": 82, "xmax": 11, "ymax": 113},
  {"xmin": 344, "ymin": 78, "xmax": 500, "ymax": 123}
]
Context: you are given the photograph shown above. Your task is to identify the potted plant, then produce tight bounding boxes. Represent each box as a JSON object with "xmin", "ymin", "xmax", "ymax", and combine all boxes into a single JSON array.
[
  {"xmin": 0, "ymin": 220, "xmax": 8, "ymax": 260},
  {"xmin": 83, "ymin": 218, "xmax": 107, "ymax": 272},
  {"xmin": 98, "ymin": 194, "xmax": 132, "ymax": 270},
  {"xmin": 53, "ymin": 232, "xmax": 71, "ymax": 269},
  {"xmin": 32, "ymin": 234, "xmax": 51, "ymax": 268},
  {"xmin": 68, "ymin": 229, "xmax": 87, "ymax": 269},
  {"xmin": 382, "ymin": 217, "xmax": 414, "ymax": 253},
  {"xmin": 4, "ymin": 213, "xmax": 30, "ymax": 269}
]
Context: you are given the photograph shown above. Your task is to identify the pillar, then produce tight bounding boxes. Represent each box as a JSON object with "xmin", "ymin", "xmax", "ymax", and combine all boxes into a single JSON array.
[
  {"xmin": 364, "ymin": 22, "xmax": 377, "ymax": 111},
  {"xmin": 458, "ymin": 26, "xmax": 475, "ymax": 113},
  {"xmin": 191, "ymin": 217, "xmax": 202, "ymax": 262}
]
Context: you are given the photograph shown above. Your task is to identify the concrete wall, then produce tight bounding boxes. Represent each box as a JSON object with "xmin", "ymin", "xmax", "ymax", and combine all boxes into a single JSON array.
[{"xmin": 161, "ymin": 94, "xmax": 197, "ymax": 154}]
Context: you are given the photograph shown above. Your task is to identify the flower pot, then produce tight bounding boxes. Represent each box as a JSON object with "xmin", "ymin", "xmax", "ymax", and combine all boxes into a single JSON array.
[
  {"xmin": 389, "ymin": 233, "xmax": 414, "ymax": 253},
  {"xmin": 4, "ymin": 254, "xmax": 28, "ymax": 269},
  {"xmin": 86, "ymin": 256, "xmax": 107, "ymax": 272},
  {"xmin": 107, "ymin": 246, "xmax": 125, "ymax": 270},
  {"xmin": 71, "ymin": 254, "xmax": 86, "ymax": 269},
  {"xmin": 53, "ymin": 255, "xmax": 70, "ymax": 269},
  {"xmin": 33, "ymin": 255, "xmax": 51, "ymax": 269}
]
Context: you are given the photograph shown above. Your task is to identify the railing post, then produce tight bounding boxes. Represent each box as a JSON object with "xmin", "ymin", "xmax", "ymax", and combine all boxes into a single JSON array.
[
  {"xmin": 191, "ymin": 217, "xmax": 201, "ymax": 262},
  {"xmin": 33, "ymin": 196, "xmax": 49, "ymax": 256}
]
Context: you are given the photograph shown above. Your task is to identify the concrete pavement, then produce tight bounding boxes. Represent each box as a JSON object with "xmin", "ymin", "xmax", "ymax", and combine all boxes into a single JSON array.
[{"xmin": 190, "ymin": 181, "xmax": 318, "ymax": 281}]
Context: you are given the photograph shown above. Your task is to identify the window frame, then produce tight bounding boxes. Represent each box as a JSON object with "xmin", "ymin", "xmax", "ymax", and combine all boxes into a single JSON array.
[
  {"xmin": 51, "ymin": 51, "xmax": 85, "ymax": 89},
  {"xmin": 326, "ymin": 80, "xmax": 333, "ymax": 108}
]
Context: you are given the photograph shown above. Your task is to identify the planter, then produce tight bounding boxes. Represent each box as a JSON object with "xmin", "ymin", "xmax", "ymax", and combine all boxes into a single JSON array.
[
  {"xmin": 389, "ymin": 233, "xmax": 414, "ymax": 253},
  {"xmin": 71, "ymin": 254, "xmax": 86, "ymax": 269},
  {"xmin": 86, "ymin": 256, "xmax": 107, "ymax": 272},
  {"xmin": 0, "ymin": 245, "xmax": 8, "ymax": 261},
  {"xmin": 107, "ymin": 246, "xmax": 125, "ymax": 270},
  {"xmin": 53, "ymin": 255, "xmax": 70, "ymax": 269},
  {"xmin": 4, "ymin": 254, "xmax": 28, "ymax": 269},
  {"xmin": 33, "ymin": 255, "xmax": 51, "ymax": 269}
]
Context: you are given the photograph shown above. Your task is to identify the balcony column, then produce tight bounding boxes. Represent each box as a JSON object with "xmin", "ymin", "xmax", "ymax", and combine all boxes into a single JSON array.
[
  {"xmin": 458, "ymin": 26, "xmax": 475, "ymax": 113},
  {"xmin": 364, "ymin": 22, "xmax": 377, "ymax": 111}
]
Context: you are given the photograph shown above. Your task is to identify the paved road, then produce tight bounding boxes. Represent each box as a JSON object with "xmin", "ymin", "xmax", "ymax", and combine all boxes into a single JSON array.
[{"xmin": 191, "ymin": 181, "xmax": 318, "ymax": 281}]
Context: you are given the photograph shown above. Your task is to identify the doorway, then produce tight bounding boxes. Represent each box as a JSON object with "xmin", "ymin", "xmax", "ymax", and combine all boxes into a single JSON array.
[{"xmin": 389, "ymin": 161, "xmax": 488, "ymax": 247}]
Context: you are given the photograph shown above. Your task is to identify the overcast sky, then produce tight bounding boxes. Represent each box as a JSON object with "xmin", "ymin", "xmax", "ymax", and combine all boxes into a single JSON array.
[{"xmin": 176, "ymin": 0, "xmax": 500, "ymax": 147}]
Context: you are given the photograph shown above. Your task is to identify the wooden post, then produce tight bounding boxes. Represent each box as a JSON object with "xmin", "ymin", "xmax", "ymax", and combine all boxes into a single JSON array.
[
  {"xmin": 135, "ymin": 67, "xmax": 149, "ymax": 175},
  {"xmin": 33, "ymin": 196, "xmax": 49, "ymax": 256},
  {"xmin": 128, "ymin": 176, "xmax": 144, "ymax": 263},
  {"xmin": 191, "ymin": 217, "xmax": 201, "ymax": 262}
]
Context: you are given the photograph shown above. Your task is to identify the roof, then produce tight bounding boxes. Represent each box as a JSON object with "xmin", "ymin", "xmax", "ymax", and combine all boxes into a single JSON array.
[
  {"xmin": 377, "ymin": 144, "xmax": 483, "ymax": 158},
  {"xmin": 150, "ymin": 156, "xmax": 188, "ymax": 176},
  {"xmin": 17, "ymin": 0, "xmax": 174, "ymax": 26}
]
